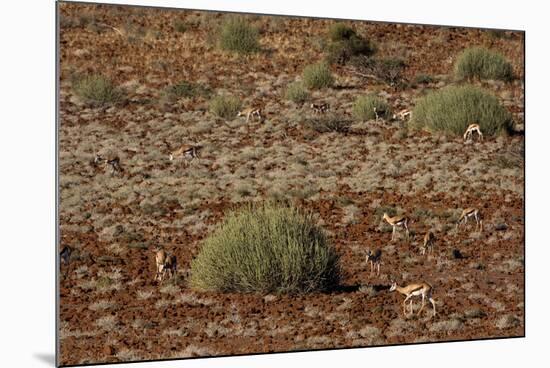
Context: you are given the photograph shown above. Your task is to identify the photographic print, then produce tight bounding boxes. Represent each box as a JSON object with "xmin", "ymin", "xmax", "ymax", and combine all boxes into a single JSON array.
[{"xmin": 57, "ymin": 1, "xmax": 525, "ymax": 366}]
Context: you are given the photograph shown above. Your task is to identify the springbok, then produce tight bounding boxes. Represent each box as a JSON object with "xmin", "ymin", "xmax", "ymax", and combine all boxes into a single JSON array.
[
  {"xmin": 463, "ymin": 123, "xmax": 483, "ymax": 141},
  {"xmin": 420, "ymin": 231, "xmax": 435, "ymax": 255},
  {"xmin": 237, "ymin": 107, "xmax": 263, "ymax": 123},
  {"xmin": 365, "ymin": 249, "xmax": 382, "ymax": 276},
  {"xmin": 382, "ymin": 213, "xmax": 410, "ymax": 241},
  {"xmin": 389, "ymin": 281, "xmax": 436, "ymax": 317},
  {"xmin": 310, "ymin": 103, "xmax": 330, "ymax": 114},
  {"xmin": 456, "ymin": 207, "xmax": 483, "ymax": 232}
]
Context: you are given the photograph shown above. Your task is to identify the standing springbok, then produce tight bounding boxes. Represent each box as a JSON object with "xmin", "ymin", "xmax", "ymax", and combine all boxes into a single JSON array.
[
  {"xmin": 60, "ymin": 245, "xmax": 73, "ymax": 266},
  {"xmin": 463, "ymin": 123, "xmax": 483, "ymax": 141},
  {"xmin": 365, "ymin": 249, "xmax": 382, "ymax": 276},
  {"xmin": 389, "ymin": 281, "xmax": 436, "ymax": 317},
  {"xmin": 420, "ymin": 231, "xmax": 435, "ymax": 255},
  {"xmin": 154, "ymin": 246, "xmax": 167, "ymax": 281},
  {"xmin": 456, "ymin": 207, "xmax": 483, "ymax": 232},
  {"xmin": 162, "ymin": 254, "xmax": 178, "ymax": 281},
  {"xmin": 237, "ymin": 107, "xmax": 263, "ymax": 123},
  {"xmin": 382, "ymin": 213, "xmax": 410, "ymax": 241},
  {"xmin": 310, "ymin": 103, "xmax": 330, "ymax": 114}
]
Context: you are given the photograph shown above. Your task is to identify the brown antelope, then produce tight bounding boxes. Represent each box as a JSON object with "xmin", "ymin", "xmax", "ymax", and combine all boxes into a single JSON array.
[
  {"xmin": 169, "ymin": 144, "xmax": 202, "ymax": 165},
  {"xmin": 463, "ymin": 123, "xmax": 483, "ymax": 141},
  {"xmin": 420, "ymin": 231, "xmax": 435, "ymax": 255},
  {"xmin": 237, "ymin": 107, "xmax": 263, "ymax": 123},
  {"xmin": 390, "ymin": 281, "xmax": 436, "ymax": 317},
  {"xmin": 393, "ymin": 109, "xmax": 412, "ymax": 121},
  {"xmin": 365, "ymin": 249, "xmax": 382, "ymax": 276},
  {"xmin": 162, "ymin": 254, "xmax": 178, "ymax": 281},
  {"xmin": 310, "ymin": 103, "xmax": 330, "ymax": 114},
  {"xmin": 456, "ymin": 207, "xmax": 483, "ymax": 232},
  {"xmin": 382, "ymin": 213, "xmax": 410, "ymax": 241},
  {"xmin": 104, "ymin": 156, "xmax": 122, "ymax": 175},
  {"xmin": 154, "ymin": 246, "xmax": 167, "ymax": 281}
]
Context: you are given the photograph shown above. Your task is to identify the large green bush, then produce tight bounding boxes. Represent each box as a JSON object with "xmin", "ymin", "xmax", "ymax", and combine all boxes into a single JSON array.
[
  {"xmin": 411, "ymin": 85, "xmax": 513, "ymax": 136},
  {"xmin": 190, "ymin": 203, "xmax": 341, "ymax": 293},
  {"xmin": 326, "ymin": 23, "xmax": 374, "ymax": 65},
  {"xmin": 209, "ymin": 95, "xmax": 241, "ymax": 119},
  {"xmin": 352, "ymin": 95, "xmax": 391, "ymax": 121},
  {"xmin": 72, "ymin": 74, "xmax": 123, "ymax": 106},
  {"xmin": 454, "ymin": 47, "xmax": 514, "ymax": 81},
  {"xmin": 302, "ymin": 62, "xmax": 334, "ymax": 90},
  {"xmin": 285, "ymin": 82, "xmax": 310, "ymax": 104},
  {"xmin": 218, "ymin": 16, "xmax": 260, "ymax": 54}
]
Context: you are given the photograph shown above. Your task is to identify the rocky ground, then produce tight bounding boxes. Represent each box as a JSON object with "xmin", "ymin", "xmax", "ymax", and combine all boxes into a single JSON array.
[{"xmin": 58, "ymin": 3, "xmax": 524, "ymax": 366}]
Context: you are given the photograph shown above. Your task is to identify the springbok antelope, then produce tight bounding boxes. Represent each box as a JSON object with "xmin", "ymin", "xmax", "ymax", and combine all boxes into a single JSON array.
[
  {"xmin": 420, "ymin": 231, "xmax": 435, "ymax": 255},
  {"xmin": 393, "ymin": 109, "xmax": 412, "ymax": 121},
  {"xmin": 389, "ymin": 281, "xmax": 436, "ymax": 317},
  {"xmin": 162, "ymin": 254, "xmax": 178, "ymax": 281},
  {"xmin": 154, "ymin": 246, "xmax": 167, "ymax": 281},
  {"xmin": 456, "ymin": 207, "xmax": 483, "ymax": 232},
  {"xmin": 169, "ymin": 144, "xmax": 202, "ymax": 165},
  {"xmin": 365, "ymin": 249, "xmax": 382, "ymax": 276},
  {"xmin": 237, "ymin": 107, "xmax": 263, "ymax": 123},
  {"xmin": 104, "ymin": 156, "xmax": 122, "ymax": 175},
  {"xmin": 310, "ymin": 103, "xmax": 330, "ymax": 114},
  {"xmin": 463, "ymin": 123, "xmax": 483, "ymax": 141},
  {"xmin": 60, "ymin": 245, "xmax": 73, "ymax": 266},
  {"xmin": 382, "ymin": 213, "xmax": 410, "ymax": 241},
  {"xmin": 93, "ymin": 153, "xmax": 104, "ymax": 165}
]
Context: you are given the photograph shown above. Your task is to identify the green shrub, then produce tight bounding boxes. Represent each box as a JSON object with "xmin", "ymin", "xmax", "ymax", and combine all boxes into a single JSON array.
[
  {"xmin": 411, "ymin": 85, "xmax": 513, "ymax": 136},
  {"xmin": 164, "ymin": 81, "xmax": 211, "ymax": 99},
  {"xmin": 72, "ymin": 74, "xmax": 123, "ymax": 106},
  {"xmin": 190, "ymin": 202, "xmax": 341, "ymax": 293},
  {"xmin": 352, "ymin": 95, "xmax": 391, "ymax": 121},
  {"xmin": 173, "ymin": 20, "xmax": 189, "ymax": 33},
  {"xmin": 303, "ymin": 113, "xmax": 352, "ymax": 133},
  {"xmin": 209, "ymin": 95, "xmax": 242, "ymax": 119},
  {"xmin": 302, "ymin": 62, "xmax": 334, "ymax": 90},
  {"xmin": 454, "ymin": 47, "xmax": 513, "ymax": 81},
  {"xmin": 285, "ymin": 82, "xmax": 310, "ymax": 104},
  {"xmin": 326, "ymin": 23, "xmax": 374, "ymax": 65},
  {"xmin": 414, "ymin": 74, "xmax": 435, "ymax": 84},
  {"xmin": 218, "ymin": 16, "xmax": 260, "ymax": 54}
]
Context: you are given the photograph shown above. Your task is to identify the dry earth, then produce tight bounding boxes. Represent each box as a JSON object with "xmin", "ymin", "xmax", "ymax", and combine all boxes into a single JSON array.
[{"xmin": 58, "ymin": 3, "xmax": 524, "ymax": 366}]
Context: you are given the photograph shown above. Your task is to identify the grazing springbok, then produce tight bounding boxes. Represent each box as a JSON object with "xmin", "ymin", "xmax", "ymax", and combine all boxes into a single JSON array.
[
  {"xmin": 456, "ymin": 207, "xmax": 483, "ymax": 232},
  {"xmin": 463, "ymin": 123, "xmax": 483, "ymax": 142},
  {"xmin": 393, "ymin": 109, "xmax": 412, "ymax": 121},
  {"xmin": 169, "ymin": 144, "xmax": 202, "ymax": 166},
  {"xmin": 237, "ymin": 107, "xmax": 263, "ymax": 123},
  {"xmin": 390, "ymin": 281, "xmax": 437, "ymax": 317},
  {"xmin": 310, "ymin": 103, "xmax": 330, "ymax": 114},
  {"xmin": 105, "ymin": 156, "xmax": 123, "ymax": 175},
  {"xmin": 365, "ymin": 249, "xmax": 382, "ymax": 276},
  {"xmin": 382, "ymin": 213, "xmax": 410, "ymax": 241},
  {"xmin": 420, "ymin": 231, "xmax": 435, "ymax": 255}
]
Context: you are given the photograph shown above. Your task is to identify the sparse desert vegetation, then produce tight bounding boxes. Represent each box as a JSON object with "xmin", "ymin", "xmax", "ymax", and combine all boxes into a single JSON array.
[{"xmin": 58, "ymin": 3, "xmax": 524, "ymax": 366}]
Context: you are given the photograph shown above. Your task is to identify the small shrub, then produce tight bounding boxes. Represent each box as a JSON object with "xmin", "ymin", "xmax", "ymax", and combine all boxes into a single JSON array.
[
  {"xmin": 350, "ymin": 56, "xmax": 405, "ymax": 86},
  {"xmin": 302, "ymin": 63, "xmax": 334, "ymax": 90},
  {"xmin": 303, "ymin": 114, "xmax": 352, "ymax": 133},
  {"xmin": 218, "ymin": 16, "xmax": 260, "ymax": 54},
  {"xmin": 174, "ymin": 20, "xmax": 189, "ymax": 33},
  {"xmin": 414, "ymin": 74, "xmax": 434, "ymax": 84},
  {"xmin": 285, "ymin": 82, "xmax": 310, "ymax": 104},
  {"xmin": 190, "ymin": 202, "xmax": 341, "ymax": 293},
  {"xmin": 352, "ymin": 95, "xmax": 391, "ymax": 121},
  {"xmin": 72, "ymin": 74, "xmax": 123, "ymax": 106},
  {"xmin": 164, "ymin": 81, "xmax": 211, "ymax": 99},
  {"xmin": 209, "ymin": 95, "xmax": 242, "ymax": 119},
  {"xmin": 454, "ymin": 47, "xmax": 513, "ymax": 81},
  {"xmin": 326, "ymin": 23, "xmax": 374, "ymax": 65},
  {"xmin": 411, "ymin": 85, "xmax": 513, "ymax": 136}
]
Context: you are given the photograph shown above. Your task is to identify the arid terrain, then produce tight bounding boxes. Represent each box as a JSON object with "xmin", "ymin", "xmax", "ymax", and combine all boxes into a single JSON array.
[{"xmin": 58, "ymin": 3, "xmax": 524, "ymax": 366}]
